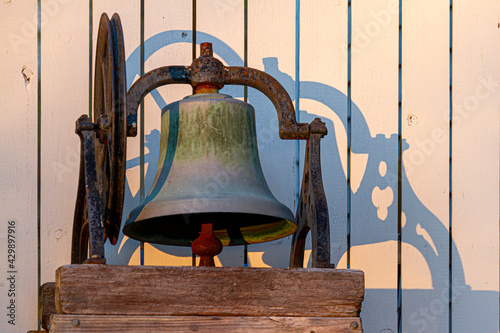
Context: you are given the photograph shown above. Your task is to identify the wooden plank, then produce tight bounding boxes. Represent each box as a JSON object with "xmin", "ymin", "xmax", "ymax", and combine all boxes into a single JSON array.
[
  {"xmin": 452, "ymin": 0, "xmax": 500, "ymax": 331},
  {"xmin": 140, "ymin": 0, "xmax": 194, "ymax": 266},
  {"xmin": 299, "ymin": 0, "xmax": 348, "ymax": 268},
  {"xmin": 92, "ymin": 0, "xmax": 142, "ymax": 265},
  {"xmin": 39, "ymin": 282, "xmax": 56, "ymax": 330},
  {"xmin": 49, "ymin": 315, "xmax": 363, "ymax": 332},
  {"xmin": 0, "ymin": 0, "xmax": 38, "ymax": 331},
  {"xmin": 246, "ymin": 0, "xmax": 297, "ymax": 268},
  {"xmin": 401, "ymin": 1, "xmax": 450, "ymax": 332},
  {"xmin": 40, "ymin": 0, "xmax": 89, "ymax": 282},
  {"xmin": 56, "ymin": 265, "xmax": 364, "ymax": 317},
  {"xmin": 349, "ymin": 0, "xmax": 399, "ymax": 331}
]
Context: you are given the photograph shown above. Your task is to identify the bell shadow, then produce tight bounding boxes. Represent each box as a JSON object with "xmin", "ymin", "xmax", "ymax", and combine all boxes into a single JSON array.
[
  {"xmin": 109, "ymin": 30, "xmax": 497, "ymax": 331},
  {"xmin": 261, "ymin": 56, "xmax": 465, "ymax": 273},
  {"xmin": 119, "ymin": 32, "xmax": 467, "ymax": 278},
  {"xmin": 118, "ymin": 32, "xmax": 467, "ymax": 279},
  {"xmin": 259, "ymin": 57, "xmax": 497, "ymax": 332}
]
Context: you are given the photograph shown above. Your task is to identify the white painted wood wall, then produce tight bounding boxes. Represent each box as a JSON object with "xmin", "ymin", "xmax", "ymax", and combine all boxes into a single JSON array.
[{"xmin": 1, "ymin": 1, "xmax": 498, "ymax": 332}]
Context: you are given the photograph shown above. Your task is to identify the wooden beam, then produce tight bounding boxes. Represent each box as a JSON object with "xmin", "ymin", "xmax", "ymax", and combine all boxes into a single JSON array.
[
  {"xmin": 49, "ymin": 315, "xmax": 363, "ymax": 332},
  {"xmin": 39, "ymin": 282, "xmax": 56, "ymax": 330},
  {"xmin": 56, "ymin": 265, "xmax": 364, "ymax": 317}
]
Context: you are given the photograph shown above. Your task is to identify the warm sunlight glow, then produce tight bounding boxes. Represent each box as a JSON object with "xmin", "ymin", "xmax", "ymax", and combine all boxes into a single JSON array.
[{"xmin": 338, "ymin": 241, "xmax": 432, "ymax": 289}]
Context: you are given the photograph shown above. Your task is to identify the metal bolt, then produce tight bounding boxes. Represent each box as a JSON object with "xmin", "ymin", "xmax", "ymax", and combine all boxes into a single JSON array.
[
  {"xmin": 350, "ymin": 321, "xmax": 359, "ymax": 329},
  {"xmin": 71, "ymin": 319, "xmax": 80, "ymax": 328},
  {"xmin": 99, "ymin": 114, "xmax": 110, "ymax": 129}
]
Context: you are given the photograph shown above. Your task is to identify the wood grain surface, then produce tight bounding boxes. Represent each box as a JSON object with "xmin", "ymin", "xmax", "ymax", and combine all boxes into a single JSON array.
[
  {"xmin": 2, "ymin": 2, "xmax": 499, "ymax": 331},
  {"xmin": 56, "ymin": 265, "xmax": 364, "ymax": 317},
  {"xmin": 39, "ymin": 282, "xmax": 56, "ymax": 330},
  {"xmin": 49, "ymin": 314, "xmax": 363, "ymax": 332},
  {"xmin": 0, "ymin": 0, "xmax": 38, "ymax": 331}
]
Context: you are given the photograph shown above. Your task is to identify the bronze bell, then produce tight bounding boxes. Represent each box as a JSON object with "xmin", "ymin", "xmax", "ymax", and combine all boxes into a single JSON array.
[
  {"xmin": 72, "ymin": 18, "xmax": 330, "ymax": 268},
  {"xmin": 123, "ymin": 87, "xmax": 296, "ymax": 247}
]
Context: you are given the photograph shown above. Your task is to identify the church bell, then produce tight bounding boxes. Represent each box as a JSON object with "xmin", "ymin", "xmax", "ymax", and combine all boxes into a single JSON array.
[{"xmin": 123, "ymin": 81, "xmax": 296, "ymax": 248}]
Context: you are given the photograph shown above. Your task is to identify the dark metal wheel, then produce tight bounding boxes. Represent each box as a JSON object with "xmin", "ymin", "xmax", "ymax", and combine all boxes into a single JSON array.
[
  {"xmin": 72, "ymin": 13, "xmax": 126, "ymax": 263},
  {"xmin": 93, "ymin": 13, "xmax": 127, "ymax": 246}
]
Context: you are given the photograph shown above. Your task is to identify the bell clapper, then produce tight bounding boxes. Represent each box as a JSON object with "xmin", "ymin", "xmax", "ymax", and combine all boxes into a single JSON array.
[{"xmin": 191, "ymin": 223, "xmax": 223, "ymax": 267}]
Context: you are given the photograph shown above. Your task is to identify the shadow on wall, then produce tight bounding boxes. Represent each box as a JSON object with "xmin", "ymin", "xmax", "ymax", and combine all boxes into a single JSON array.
[{"xmin": 104, "ymin": 30, "xmax": 497, "ymax": 332}]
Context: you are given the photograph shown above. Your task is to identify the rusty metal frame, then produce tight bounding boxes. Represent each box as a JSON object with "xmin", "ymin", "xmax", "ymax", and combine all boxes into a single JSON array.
[
  {"xmin": 126, "ymin": 42, "xmax": 332, "ymax": 268},
  {"xmin": 72, "ymin": 115, "xmax": 106, "ymax": 264},
  {"xmin": 93, "ymin": 13, "xmax": 127, "ymax": 246},
  {"xmin": 289, "ymin": 120, "xmax": 334, "ymax": 268},
  {"xmin": 71, "ymin": 13, "xmax": 125, "ymax": 264},
  {"xmin": 73, "ymin": 16, "xmax": 332, "ymax": 267},
  {"xmin": 126, "ymin": 43, "xmax": 322, "ymax": 140}
]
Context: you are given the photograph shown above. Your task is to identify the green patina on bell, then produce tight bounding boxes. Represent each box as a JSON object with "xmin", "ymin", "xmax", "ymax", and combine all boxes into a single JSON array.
[{"xmin": 123, "ymin": 91, "xmax": 296, "ymax": 247}]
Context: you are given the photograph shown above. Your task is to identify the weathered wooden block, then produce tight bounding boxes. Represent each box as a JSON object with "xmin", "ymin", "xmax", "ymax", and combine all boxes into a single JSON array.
[
  {"xmin": 56, "ymin": 265, "xmax": 364, "ymax": 318},
  {"xmin": 49, "ymin": 314, "xmax": 363, "ymax": 332},
  {"xmin": 39, "ymin": 282, "xmax": 56, "ymax": 330}
]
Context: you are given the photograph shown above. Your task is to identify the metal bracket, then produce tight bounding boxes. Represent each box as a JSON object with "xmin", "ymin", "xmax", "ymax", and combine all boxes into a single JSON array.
[
  {"xmin": 72, "ymin": 115, "xmax": 106, "ymax": 264},
  {"xmin": 289, "ymin": 119, "xmax": 334, "ymax": 268},
  {"xmin": 73, "ymin": 18, "xmax": 332, "ymax": 267},
  {"xmin": 126, "ymin": 43, "xmax": 326, "ymax": 140},
  {"xmin": 71, "ymin": 12, "xmax": 126, "ymax": 263},
  {"xmin": 126, "ymin": 42, "xmax": 333, "ymax": 268}
]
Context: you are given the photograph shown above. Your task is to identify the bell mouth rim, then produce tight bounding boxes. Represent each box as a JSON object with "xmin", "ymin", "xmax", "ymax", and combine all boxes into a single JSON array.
[{"xmin": 123, "ymin": 212, "xmax": 297, "ymax": 247}]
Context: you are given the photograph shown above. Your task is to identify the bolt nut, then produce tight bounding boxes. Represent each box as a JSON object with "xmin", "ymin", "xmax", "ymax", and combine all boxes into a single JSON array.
[
  {"xmin": 350, "ymin": 321, "xmax": 359, "ymax": 329},
  {"xmin": 71, "ymin": 319, "xmax": 80, "ymax": 328},
  {"xmin": 97, "ymin": 114, "xmax": 110, "ymax": 144},
  {"xmin": 99, "ymin": 114, "xmax": 110, "ymax": 129}
]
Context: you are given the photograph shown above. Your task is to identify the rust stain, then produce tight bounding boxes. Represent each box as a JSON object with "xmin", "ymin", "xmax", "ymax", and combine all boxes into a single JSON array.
[{"xmin": 407, "ymin": 114, "xmax": 417, "ymax": 126}]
